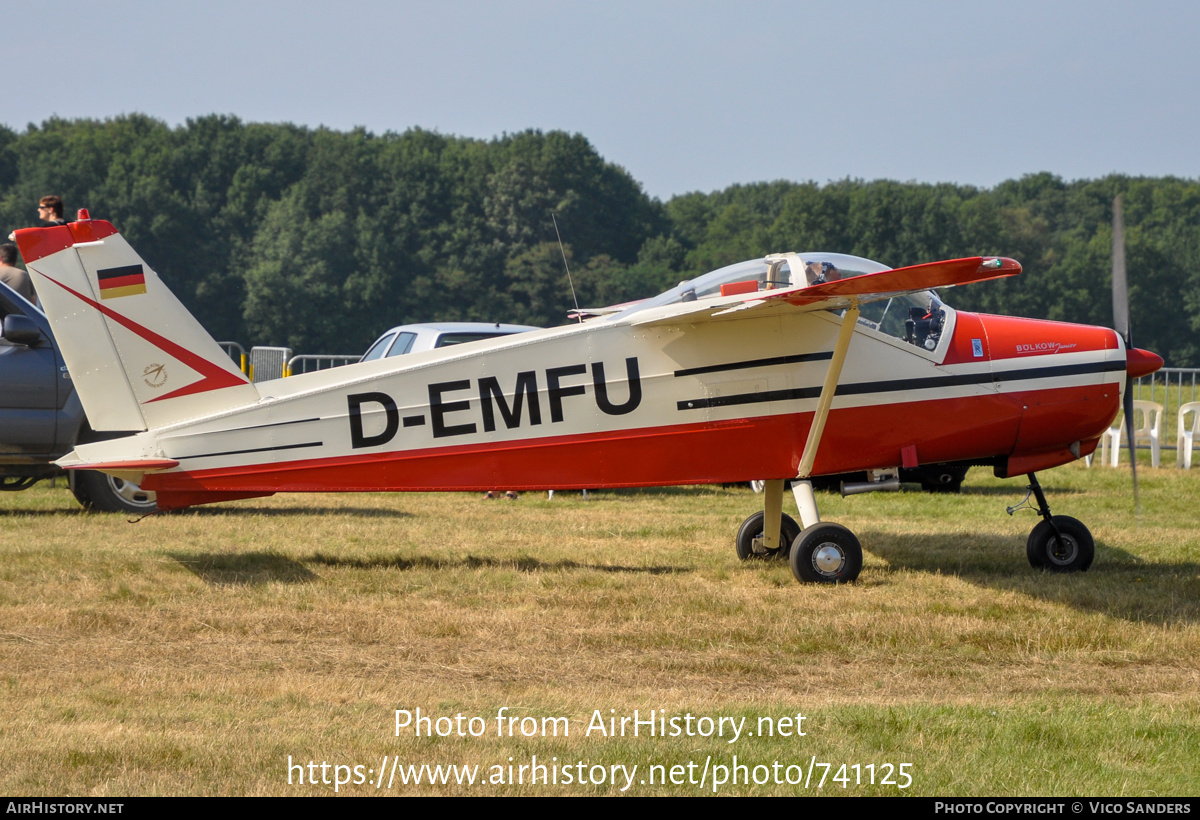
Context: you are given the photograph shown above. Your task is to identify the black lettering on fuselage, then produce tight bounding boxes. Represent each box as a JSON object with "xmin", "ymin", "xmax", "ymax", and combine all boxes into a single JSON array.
[
  {"xmin": 547, "ymin": 364, "xmax": 588, "ymax": 423},
  {"xmin": 348, "ymin": 392, "xmax": 399, "ymax": 448},
  {"xmin": 430, "ymin": 380, "xmax": 478, "ymax": 438},
  {"xmin": 592, "ymin": 358, "xmax": 642, "ymax": 415},
  {"xmin": 347, "ymin": 357, "xmax": 643, "ymax": 444},
  {"xmin": 479, "ymin": 371, "xmax": 541, "ymax": 432}
]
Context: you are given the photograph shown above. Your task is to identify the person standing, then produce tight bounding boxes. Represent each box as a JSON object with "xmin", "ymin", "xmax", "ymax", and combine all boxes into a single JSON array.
[
  {"xmin": 0, "ymin": 243, "xmax": 35, "ymax": 302},
  {"xmin": 7, "ymin": 196, "xmax": 70, "ymax": 242},
  {"xmin": 36, "ymin": 195, "xmax": 67, "ymax": 227}
]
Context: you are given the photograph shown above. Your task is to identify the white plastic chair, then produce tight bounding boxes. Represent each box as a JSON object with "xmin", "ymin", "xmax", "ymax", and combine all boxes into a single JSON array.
[
  {"xmin": 1177, "ymin": 402, "xmax": 1200, "ymax": 468},
  {"xmin": 1098, "ymin": 400, "xmax": 1163, "ymax": 468}
]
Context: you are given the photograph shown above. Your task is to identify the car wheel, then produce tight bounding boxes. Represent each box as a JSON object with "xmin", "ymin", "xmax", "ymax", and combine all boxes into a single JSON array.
[{"xmin": 72, "ymin": 470, "xmax": 158, "ymax": 514}]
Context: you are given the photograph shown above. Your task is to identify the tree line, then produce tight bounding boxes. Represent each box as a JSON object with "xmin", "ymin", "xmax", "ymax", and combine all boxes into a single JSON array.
[{"xmin": 2, "ymin": 115, "xmax": 1197, "ymax": 365}]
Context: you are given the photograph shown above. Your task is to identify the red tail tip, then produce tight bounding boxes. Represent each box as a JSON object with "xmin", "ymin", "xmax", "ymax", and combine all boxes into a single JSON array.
[
  {"xmin": 76, "ymin": 209, "xmax": 90, "ymax": 221},
  {"xmin": 1127, "ymin": 348, "xmax": 1164, "ymax": 379}
]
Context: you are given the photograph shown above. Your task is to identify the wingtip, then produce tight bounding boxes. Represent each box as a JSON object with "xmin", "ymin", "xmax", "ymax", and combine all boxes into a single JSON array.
[{"xmin": 982, "ymin": 256, "xmax": 1022, "ymax": 275}]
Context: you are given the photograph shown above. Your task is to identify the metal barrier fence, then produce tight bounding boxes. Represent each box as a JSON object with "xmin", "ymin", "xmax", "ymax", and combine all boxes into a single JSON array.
[
  {"xmin": 1120, "ymin": 366, "xmax": 1200, "ymax": 464},
  {"xmin": 218, "ymin": 341, "xmax": 248, "ymax": 375},
  {"xmin": 247, "ymin": 346, "xmax": 292, "ymax": 383},
  {"xmin": 1135, "ymin": 367, "xmax": 1200, "ymax": 409},
  {"xmin": 285, "ymin": 354, "xmax": 362, "ymax": 377}
]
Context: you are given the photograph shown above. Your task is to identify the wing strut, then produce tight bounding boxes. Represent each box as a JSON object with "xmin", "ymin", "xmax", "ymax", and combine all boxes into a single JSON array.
[{"xmin": 791, "ymin": 304, "xmax": 860, "ymax": 528}]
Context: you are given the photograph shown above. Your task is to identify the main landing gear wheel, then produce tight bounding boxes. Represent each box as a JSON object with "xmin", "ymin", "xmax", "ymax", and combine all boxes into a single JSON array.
[
  {"xmin": 790, "ymin": 522, "xmax": 863, "ymax": 584},
  {"xmin": 735, "ymin": 511, "xmax": 801, "ymax": 561},
  {"xmin": 1026, "ymin": 515, "xmax": 1094, "ymax": 573}
]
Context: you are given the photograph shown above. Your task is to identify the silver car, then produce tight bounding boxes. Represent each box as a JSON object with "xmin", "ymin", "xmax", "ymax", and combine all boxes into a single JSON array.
[{"xmin": 361, "ymin": 322, "xmax": 541, "ymax": 361}]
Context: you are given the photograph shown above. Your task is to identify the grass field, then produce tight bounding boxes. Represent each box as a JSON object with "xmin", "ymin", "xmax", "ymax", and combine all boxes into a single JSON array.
[{"xmin": 2, "ymin": 463, "xmax": 1198, "ymax": 796}]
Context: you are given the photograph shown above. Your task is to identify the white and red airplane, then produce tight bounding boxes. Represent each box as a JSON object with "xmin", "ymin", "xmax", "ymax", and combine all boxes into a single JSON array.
[{"xmin": 13, "ymin": 213, "xmax": 1163, "ymax": 584}]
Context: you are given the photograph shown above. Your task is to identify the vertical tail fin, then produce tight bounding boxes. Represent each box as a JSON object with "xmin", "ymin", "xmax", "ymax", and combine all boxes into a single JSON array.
[{"xmin": 15, "ymin": 218, "xmax": 259, "ymax": 431}]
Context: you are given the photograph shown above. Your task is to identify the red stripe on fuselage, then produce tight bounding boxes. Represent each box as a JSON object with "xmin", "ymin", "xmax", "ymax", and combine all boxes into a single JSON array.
[{"xmin": 142, "ymin": 384, "xmax": 1119, "ymax": 498}]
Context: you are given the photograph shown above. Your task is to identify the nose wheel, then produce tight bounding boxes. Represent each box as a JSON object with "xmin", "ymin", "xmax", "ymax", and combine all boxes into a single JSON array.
[
  {"xmin": 1013, "ymin": 473, "xmax": 1095, "ymax": 573},
  {"xmin": 1026, "ymin": 515, "xmax": 1094, "ymax": 572}
]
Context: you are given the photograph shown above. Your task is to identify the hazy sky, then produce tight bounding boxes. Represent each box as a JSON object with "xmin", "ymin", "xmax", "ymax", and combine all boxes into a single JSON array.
[{"xmin": 5, "ymin": 1, "xmax": 1198, "ymax": 199}]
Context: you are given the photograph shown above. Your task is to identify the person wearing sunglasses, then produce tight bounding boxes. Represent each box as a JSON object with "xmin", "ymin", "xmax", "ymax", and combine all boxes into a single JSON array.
[{"xmin": 36, "ymin": 195, "xmax": 68, "ymax": 227}]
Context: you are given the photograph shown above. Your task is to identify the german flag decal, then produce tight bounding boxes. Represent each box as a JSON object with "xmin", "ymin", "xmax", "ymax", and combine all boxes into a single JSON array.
[{"xmin": 97, "ymin": 264, "xmax": 147, "ymax": 299}]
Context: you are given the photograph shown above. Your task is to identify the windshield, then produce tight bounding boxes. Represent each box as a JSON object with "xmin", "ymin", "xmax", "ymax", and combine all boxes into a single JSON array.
[
  {"xmin": 361, "ymin": 331, "xmax": 398, "ymax": 362},
  {"xmin": 855, "ymin": 291, "xmax": 949, "ymax": 350},
  {"xmin": 615, "ymin": 252, "xmax": 892, "ymax": 320}
]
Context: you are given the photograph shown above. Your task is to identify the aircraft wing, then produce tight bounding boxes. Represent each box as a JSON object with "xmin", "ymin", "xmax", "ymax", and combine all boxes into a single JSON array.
[
  {"xmin": 633, "ymin": 256, "xmax": 1020, "ymax": 327},
  {"xmin": 774, "ymin": 256, "xmax": 1020, "ymax": 305}
]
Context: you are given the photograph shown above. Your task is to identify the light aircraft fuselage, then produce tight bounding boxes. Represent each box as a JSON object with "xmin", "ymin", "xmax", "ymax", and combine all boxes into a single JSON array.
[{"xmin": 14, "ymin": 219, "xmax": 1161, "ymax": 582}]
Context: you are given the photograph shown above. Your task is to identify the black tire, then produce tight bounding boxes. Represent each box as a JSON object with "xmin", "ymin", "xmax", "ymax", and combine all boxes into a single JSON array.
[
  {"xmin": 72, "ymin": 470, "xmax": 158, "ymax": 514},
  {"xmin": 790, "ymin": 522, "xmax": 863, "ymax": 584},
  {"xmin": 921, "ymin": 478, "xmax": 963, "ymax": 494},
  {"xmin": 910, "ymin": 464, "xmax": 968, "ymax": 494},
  {"xmin": 1025, "ymin": 530, "xmax": 1047, "ymax": 569},
  {"xmin": 735, "ymin": 511, "xmax": 801, "ymax": 561},
  {"xmin": 1026, "ymin": 516, "xmax": 1094, "ymax": 572}
]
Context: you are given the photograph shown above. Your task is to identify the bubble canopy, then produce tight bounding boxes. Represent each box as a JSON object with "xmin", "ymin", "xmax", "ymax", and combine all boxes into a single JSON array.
[{"xmin": 616, "ymin": 252, "xmax": 896, "ymax": 319}]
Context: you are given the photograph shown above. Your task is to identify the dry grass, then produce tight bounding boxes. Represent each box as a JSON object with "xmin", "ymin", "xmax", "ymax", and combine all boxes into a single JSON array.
[{"xmin": 1, "ymin": 464, "xmax": 1198, "ymax": 795}]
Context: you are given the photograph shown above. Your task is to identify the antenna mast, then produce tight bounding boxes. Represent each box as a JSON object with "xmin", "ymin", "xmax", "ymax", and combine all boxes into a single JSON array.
[{"xmin": 552, "ymin": 213, "xmax": 582, "ymax": 322}]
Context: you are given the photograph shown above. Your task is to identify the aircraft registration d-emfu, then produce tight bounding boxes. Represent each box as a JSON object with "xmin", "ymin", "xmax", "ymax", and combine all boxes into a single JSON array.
[{"xmin": 14, "ymin": 213, "xmax": 1163, "ymax": 584}]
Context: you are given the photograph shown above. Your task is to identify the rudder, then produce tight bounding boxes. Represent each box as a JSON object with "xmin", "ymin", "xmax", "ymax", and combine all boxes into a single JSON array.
[{"xmin": 14, "ymin": 216, "xmax": 259, "ymax": 431}]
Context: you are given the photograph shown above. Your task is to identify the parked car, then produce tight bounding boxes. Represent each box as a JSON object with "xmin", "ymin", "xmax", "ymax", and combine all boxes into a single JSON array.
[
  {"xmin": 0, "ymin": 281, "xmax": 156, "ymax": 513},
  {"xmin": 360, "ymin": 322, "xmax": 542, "ymax": 360}
]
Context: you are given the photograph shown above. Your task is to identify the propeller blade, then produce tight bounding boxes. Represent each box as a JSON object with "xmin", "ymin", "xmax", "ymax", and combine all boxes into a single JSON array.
[
  {"xmin": 1112, "ymin": 195, "xmax": 1130, "ymax": 346},
  {"xmin": 1113, "ymin": 195, "xmax": 1139, "ymax": 512},
  {"xmin": 1124, "ymin": 374, "xmax": 1140, "ymax": 512}
]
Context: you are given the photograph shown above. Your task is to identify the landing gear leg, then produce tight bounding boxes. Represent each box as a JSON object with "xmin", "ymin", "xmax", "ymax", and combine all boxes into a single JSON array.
[
  {"xmin": 763, "ymin": 479, "xmax": 784, "ymax": 553},
  {"xmin": 791, "ymin": 480, "xmax": 820, "ymax": 528},
  {"xmin": 735, "ymin": 480, "xmax": 800, "ymax": 560},
  {"xmin": 735, "ymin": 304, "xmax": 866, "ymax": 582},
  {"xmin": 1020, "ymin": 472, "xmax": 1095, "ymax": 572}
]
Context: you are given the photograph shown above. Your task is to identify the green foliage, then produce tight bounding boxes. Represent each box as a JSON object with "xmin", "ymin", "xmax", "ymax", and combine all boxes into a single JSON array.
[
  {"xmin": 2, "ymin": 117, "xmax": 661, "ymax": 351},
  {"xmin": 673, "ymin": 174, "xmax": 1200, "ymax": 366},
  {"xmin": 4, "ymin": 115, "xmax": 1199, "ymax": 363}
]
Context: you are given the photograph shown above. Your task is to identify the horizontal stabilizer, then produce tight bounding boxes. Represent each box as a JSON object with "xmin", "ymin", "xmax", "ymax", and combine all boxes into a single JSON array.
[
  {"xmin": 57, "ymin": 439, "xmax": 179, "ymax": 483},
  {"xmin": 59, "ymin": 458, "xmax": 180, "ymax": 472}
]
